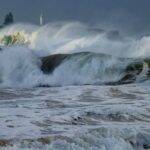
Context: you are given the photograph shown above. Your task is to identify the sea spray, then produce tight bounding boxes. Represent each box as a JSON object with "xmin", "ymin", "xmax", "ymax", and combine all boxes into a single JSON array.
[
  {"xmin": 0, "ymin": 46, "xmax": 132, "ymax": 88},
  {"xmin": 0, "ymin": 46, "xmax": 42, "ymax": 87},
  {"xmin": 1, "ymin": 22, "xmax": 150, "ymax": 58},
  {"xmin": 0, "ymin": 22, "xmax": 150, "ymax": 87}
]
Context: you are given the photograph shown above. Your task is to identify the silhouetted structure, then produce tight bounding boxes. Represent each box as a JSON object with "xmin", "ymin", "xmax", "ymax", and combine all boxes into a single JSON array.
[{"xmin": 3, "ymin": 12, "xmax": 14, "ymax": 26}]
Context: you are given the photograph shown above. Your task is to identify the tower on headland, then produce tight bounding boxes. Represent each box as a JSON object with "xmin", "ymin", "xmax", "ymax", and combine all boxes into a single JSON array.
[{"xmin": 40, "ymin": 13, "xmax": 44, "ymax": 26}]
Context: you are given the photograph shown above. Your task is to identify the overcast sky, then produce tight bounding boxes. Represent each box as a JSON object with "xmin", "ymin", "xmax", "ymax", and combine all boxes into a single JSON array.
[{"xmin": 0, "ymin": 0, "xmax": 150, "ymax": 36}]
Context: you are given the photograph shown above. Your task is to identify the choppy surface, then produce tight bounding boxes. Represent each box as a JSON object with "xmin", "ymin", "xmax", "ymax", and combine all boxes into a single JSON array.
[
  {"xmin": 0, "ymin": 22, "xmax": 150, "ymax": 150},
  {"xmin": 0, "ymin": 84, "xmax": 150, "ymax": 150}
]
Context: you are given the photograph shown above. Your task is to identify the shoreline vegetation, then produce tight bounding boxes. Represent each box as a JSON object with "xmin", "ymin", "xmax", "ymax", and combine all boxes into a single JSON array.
[{"xmin": 0, "ymin": 12, "xmax": 27, "ymax": 47}]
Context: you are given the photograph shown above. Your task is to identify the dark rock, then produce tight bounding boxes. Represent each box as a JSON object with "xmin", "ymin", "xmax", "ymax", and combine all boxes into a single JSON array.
[
  {"xmin": 37, "ymin": 137, "xmax": 51, "ymax": 144},
  {"xmin": 0, "ymin": 139, "xmax": 11, "ymax": 147},
  {"xmin": 40, "ymin": 52, "xmax": 150, "ymax": 85},
  {"xmin": 41, "ymin": 54, "xmax": 69, "ymax": 73},
  {"xmin": 126, "ymin": 62, "xmax": 143, "ymax": 72},
  {"xmin": 40, "ymin": 52, "xmax": 92, "ymax": 74},
  {"xmin": 120, "ymin": 61, "xmax": 144, "ymax": 83}
]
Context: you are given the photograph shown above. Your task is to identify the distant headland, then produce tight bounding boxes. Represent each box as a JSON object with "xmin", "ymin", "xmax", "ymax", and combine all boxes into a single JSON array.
[{"xmin": 0, "ymin": 12, "xmax": 14, "ymax": 28}]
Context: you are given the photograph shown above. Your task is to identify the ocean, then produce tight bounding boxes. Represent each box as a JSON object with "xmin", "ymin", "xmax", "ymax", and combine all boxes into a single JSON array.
[{"xmin": 0, "ymin": 22, "xmax": 150, "ymax": 150}]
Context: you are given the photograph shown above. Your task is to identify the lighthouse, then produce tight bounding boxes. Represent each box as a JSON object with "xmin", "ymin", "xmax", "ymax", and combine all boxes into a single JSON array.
[{"xmin": 40, "ymin": 13, "xmax": 44, "ymax": 26}]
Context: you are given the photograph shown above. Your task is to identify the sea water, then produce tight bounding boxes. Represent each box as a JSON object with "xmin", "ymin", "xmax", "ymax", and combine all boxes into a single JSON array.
[{"xmin": 0, "ymin": 22, "xmax": 150, "ymax": 150}]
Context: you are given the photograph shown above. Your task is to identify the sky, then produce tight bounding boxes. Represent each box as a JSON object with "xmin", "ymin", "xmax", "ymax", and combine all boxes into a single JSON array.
[{"xmin": 0, "ymin": 0, "xmax": 150, "ymax": 36}]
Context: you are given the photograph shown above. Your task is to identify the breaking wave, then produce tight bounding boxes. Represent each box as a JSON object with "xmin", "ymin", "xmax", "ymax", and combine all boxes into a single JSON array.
[{"xmin": 0, "ymin": 22, "xmax": 150, "ymax": 87}]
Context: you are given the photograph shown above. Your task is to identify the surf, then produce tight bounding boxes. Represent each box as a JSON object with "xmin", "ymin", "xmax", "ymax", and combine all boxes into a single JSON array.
[{"xmin": 0, "ymin": 22, "xmax": 150, "ymax": 88}]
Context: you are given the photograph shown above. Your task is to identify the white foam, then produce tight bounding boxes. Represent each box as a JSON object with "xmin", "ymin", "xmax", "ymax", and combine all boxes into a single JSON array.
[
  {"xmin": 0, "ymin": 46, "xmax": 128, "ymax": 87},
  {"xmin": 1, "ymin": 22, "xmax": 150, "ymax": 58},
  {"xmin": 0, "ymin": 46, "xmax": 42, "ymax": 88},
  {"xmin": 0, "ymin": 22, "xmax": 150, "ymax": 87}
]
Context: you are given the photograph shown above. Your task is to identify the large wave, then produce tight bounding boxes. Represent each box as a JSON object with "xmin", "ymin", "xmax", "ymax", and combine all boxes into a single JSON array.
[
  {"xmin": 0, "ymin": 22, "xmax": 150, "ymax": 87},
  {"xmin": 1, "ymin": 22, "xmax": 150, "ymax": 57}
]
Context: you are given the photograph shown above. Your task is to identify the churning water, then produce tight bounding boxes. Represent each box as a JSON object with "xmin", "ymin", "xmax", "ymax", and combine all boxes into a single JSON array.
[{"xmin": 0, "ymin": 22, "xmax": 150, "ymax": 150}]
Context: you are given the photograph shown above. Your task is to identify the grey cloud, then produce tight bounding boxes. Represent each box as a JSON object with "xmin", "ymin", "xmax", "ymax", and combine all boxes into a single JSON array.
[{"xmin": 0, "ymin": 0, "xmax": 150, "ymax": 36}]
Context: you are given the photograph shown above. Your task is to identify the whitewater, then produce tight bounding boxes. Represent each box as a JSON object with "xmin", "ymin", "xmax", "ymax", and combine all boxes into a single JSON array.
[{"xmin": 0, "ymin": 22, "xmax": 150, "ymax": 150}]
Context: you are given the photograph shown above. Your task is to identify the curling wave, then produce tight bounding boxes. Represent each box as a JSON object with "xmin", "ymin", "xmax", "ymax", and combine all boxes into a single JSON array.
[
  {"xmin": 0, "ymin": 22, "xmax": 150, "ymax": 87},
  {"xmin": 0, "ymin": 46, "xmax": 150, "ymax": 88}
]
